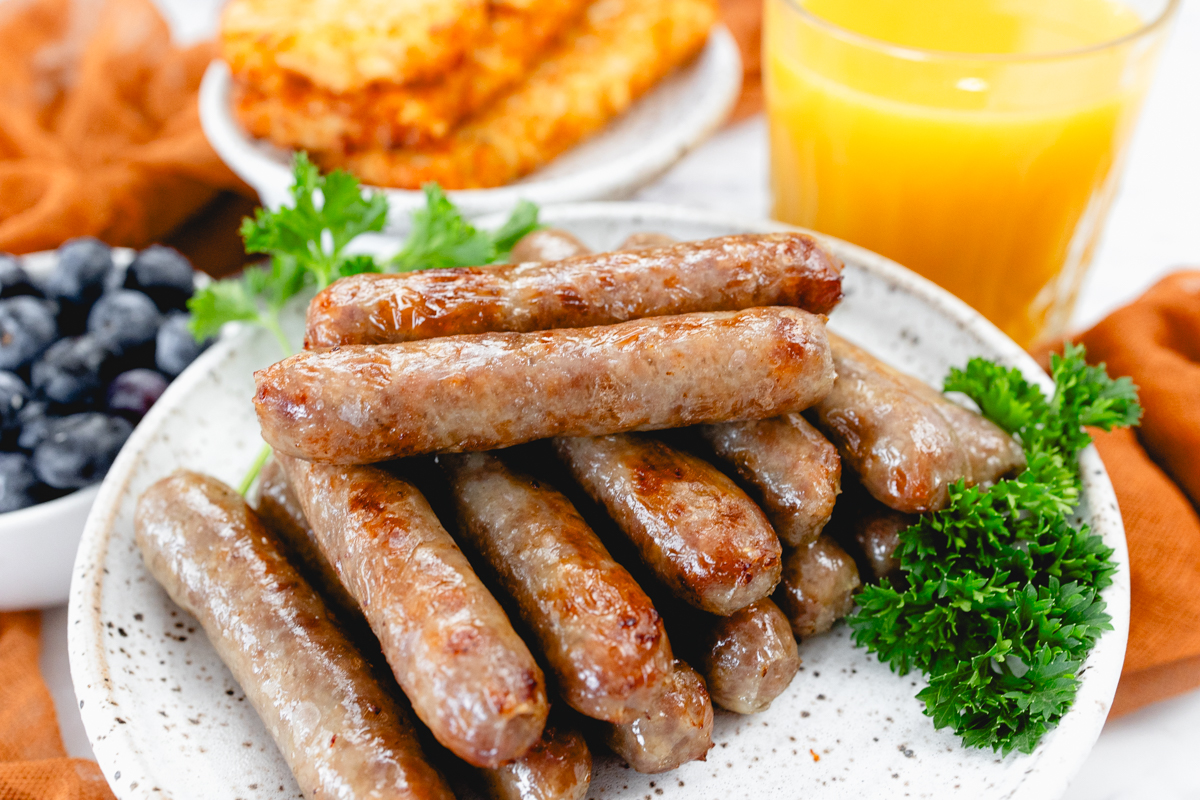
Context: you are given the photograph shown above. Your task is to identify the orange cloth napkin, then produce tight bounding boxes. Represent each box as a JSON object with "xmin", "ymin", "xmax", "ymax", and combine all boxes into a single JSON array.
[
  {"xmin": 1074, "ymin": 272, "xmax": 1200, "ymax": 716},
  {"xmin": 0, "ymin": 612, "xmax": 115, "ymax": 800},
  {"xmin": 719, "ymin": 0, "xmax": 763, "ymax": 121},
  {"xmin": 0, "ymin": 0, "xmax": 250, "ymax": 262}
]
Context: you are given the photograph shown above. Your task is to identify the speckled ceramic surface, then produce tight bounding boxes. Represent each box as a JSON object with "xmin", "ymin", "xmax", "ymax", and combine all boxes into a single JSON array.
[
  {"xmin": 199, "ymin": 29, "xmax": 742, "ymax": 230},
  {"xmin": 68, "ymin": 204, "xmax": 1129, "ymax": 800}
]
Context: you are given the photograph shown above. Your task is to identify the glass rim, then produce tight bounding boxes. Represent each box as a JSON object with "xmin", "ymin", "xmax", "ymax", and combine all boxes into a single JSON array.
[{"xmin": 777, "ymin": 0, "xmax": 1181, "ymax": 63}]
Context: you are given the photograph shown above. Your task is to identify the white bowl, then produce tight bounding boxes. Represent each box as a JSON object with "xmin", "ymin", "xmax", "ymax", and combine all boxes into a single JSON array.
[
  {"xmin": 68, "ymin": 203, "xmax": 1128, "ymax": 800},
  {"xmin": 199, "ymin": 28, "xmax": 742, "ymax": 230},
  {"xmin": 0, "ymin": 248, "xmax": 210, "ymax": 610},
  {"xmin": 0, "ymin": 248, "xmax": 128, "ymax": 611}
]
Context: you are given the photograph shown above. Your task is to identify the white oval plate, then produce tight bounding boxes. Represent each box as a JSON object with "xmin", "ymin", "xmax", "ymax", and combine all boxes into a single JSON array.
[
  {"xmin": 200, "ymin": 28, "xmax": 742, "ymax": 230},
  {"xmin": 68, "ymin": 203, "xmax": 1128, "ymax": 800}
]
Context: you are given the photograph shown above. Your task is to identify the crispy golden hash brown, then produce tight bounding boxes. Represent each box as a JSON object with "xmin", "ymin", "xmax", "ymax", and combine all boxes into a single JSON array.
[
  {"xmin": 316, "ymin": 0, "xmax": 718, "ymax": 189},
  {"xmin": 221, "ymin": 0, "xmax": 487, "ymax": 95},
  {"xmin": 232, "ymin": 0, "xmax": 588, "ymax": 150}
]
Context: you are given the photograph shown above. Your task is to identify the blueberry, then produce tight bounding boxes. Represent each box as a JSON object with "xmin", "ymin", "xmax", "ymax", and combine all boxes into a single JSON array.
[
  {"xmin": 16, "ymin": 400, "xmax": 55, "ymax": 451},
  {"xmin": 32, "ymin": 412, "xmax": 132, "ymax": 489},
  {"xmin": 155, "ymin": 312, "xmax": 210, "ymax": 376},
  {"xmin": 88, "ymin": 290, "xmax": 161, "ymax": 357},
  {"xmin": 123, "ymin": 245, "xmax": 195, "ymax": 311},
  {"xmin": 0, "ymin": 296, "xmax": 59, "ymax": 370},
  {"xmin": 0, "ymin": 370, "xmax": 31, "ymax": 432},
  {"xmin": 44, "ymin": 237, "xmax": 113, "ymax": 334},
  {"xmin": 31, "ymin": 336, "xmax": 112, "ymax": 407},
  {"xmin": 0, "ymin": 254, "xmax": 41, "ymax": 298},
  {"xmin": 107, "ymin": 369, "xmax": 168, "ymax": 419},
  {"xmin": 0, "ymin": 452, "xmax": 38, "ymax": 512}
]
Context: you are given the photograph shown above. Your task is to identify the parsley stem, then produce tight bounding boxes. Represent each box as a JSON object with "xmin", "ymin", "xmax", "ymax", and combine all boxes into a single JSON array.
[
  {"xmin": 261, "ymin": 312, "xmax": 293, "ymax": 357},
  {"xmin": 239, "ymin": 442, "xmax": 272, "ymax": 496}
]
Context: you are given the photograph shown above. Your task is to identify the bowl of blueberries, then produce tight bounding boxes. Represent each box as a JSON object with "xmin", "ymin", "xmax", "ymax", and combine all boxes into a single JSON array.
[{"xmin": 0, "ymin": 238, "xmax": 213, "ymax": 610}]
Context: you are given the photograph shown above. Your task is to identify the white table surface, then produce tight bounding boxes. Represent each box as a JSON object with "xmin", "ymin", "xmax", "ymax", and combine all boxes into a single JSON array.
[{"xmin": 37, "ymin": 0, "xmax": 1200, "ymax": 797}]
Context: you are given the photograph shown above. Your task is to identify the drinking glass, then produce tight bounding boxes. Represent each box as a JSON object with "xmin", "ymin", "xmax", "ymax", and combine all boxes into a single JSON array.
[{"xmin": 764, "ymin": 0, "xmax": 1178, "ymax": 347}]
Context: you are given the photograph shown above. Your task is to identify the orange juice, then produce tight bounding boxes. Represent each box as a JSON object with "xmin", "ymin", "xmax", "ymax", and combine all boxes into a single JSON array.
[{"xmin": 765, "ymin": 0, "xmax": 1174, "ymax": 346}]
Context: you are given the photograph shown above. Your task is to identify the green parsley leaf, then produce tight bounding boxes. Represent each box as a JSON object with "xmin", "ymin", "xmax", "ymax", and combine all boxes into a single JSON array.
[
  {"xmin": 392, "ymin": 184, "xmax": 540, "ymax": 271},
  {"xmin": 241, "ymin": 152, "xmax": 388, "ymax": 290},
  {"xmin": 851, "ymin": 344, "xmax": 1137, "ymax": 755}
]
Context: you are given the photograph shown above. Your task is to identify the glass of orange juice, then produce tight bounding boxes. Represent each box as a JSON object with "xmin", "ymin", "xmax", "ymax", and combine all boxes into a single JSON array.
[{"xmin": 764, "ymin": 0, "xmax": 1178, "ymax": 348}]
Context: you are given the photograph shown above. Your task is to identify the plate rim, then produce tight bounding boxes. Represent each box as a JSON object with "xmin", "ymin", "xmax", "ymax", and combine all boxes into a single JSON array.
[{"xmin": 67, "ymin": 202, "xmax": 1129, "ymax": 800}]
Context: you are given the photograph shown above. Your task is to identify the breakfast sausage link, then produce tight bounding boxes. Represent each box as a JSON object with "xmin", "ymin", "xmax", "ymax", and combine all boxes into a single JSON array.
[
  {"xmin": 509, "ymin": 228, "xmax": 591, "ymax": 263},
  {"xmin": 255, "ymin": 456, "xmax": 361, "ymax": 621},
  {"xmin": 631, "ymin": 571, "xmax": 799, "ymax": 715},
  {"xmin": 694, "ymin": 598, "xmax": 800, "ymax": 714},
  {"xmin": 480, "ymin": 724, "xmax": 593, "ymax": 800},
  {"xmin": 258, "ymin": 307, "xmax": 835, "ymax": 465},
  {"xmin": 699, "ymin": 413, "xmax": 841, "ymax": 548},
  {"xmin": 277, "ymin": 454, "xmax": 549, "ymax": 768},
  {"xmin": 554, "ymin": 433, "xmax": 782, "ymax": 616},
  {"xmin": 602, "ymin": 661, "xmax": 714, "ymax": 774},
  {"xmin": 255, "ymin": 459, "xmax": 593, "ymax": 798},
  {"xmin": 775, "ymin": 535, "xmax": 862, "ymax": 639},
  {"xmin": 812, "ymin": 334, "xmax": 1026, "ymax": 514},
  {"xmin": 135, "ymin": 471, "xmax": 455, "ymax": 800},
  {"xmin": 304, "ymin": 232, "xmax": 843, "ymax": 348},
  {"xmin": 440, "ymin": 452, "xmax": 674, "ymax": 723}
]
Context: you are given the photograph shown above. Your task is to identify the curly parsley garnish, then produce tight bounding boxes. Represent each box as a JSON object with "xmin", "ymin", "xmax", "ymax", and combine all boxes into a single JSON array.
[{"xmin": 849, "ymin": 344, "xmax": 1141, "ymax": 754}]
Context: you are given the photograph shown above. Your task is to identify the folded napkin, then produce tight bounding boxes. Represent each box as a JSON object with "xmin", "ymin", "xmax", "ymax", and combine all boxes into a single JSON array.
[
  {"xmin": 0, "ymin": 0, "xmax": 251, "ymax": 266},
  {"xmin": 0, "ymin": 612, "xmax": 114, "ymax": 800},
  {"xmin": 719, "ymin": 0, "xmax": 763, "ymax": 121},
  {"xmin": 1074, "ymin": 271, "xmax": 1200, "ymax": 716}
]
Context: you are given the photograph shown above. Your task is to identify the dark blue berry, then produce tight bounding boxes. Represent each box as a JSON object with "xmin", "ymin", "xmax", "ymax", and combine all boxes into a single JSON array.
[
  {"xmin": 0, "ymin": 296, "xmax": 59, "ymax": 371},
  {"xmin": 155, "ymin": 312, "xmax": 210, "ymax": 377},
  {"xmin": 31, "ymin": 336, "xmax": 112, "ymax": 407},
  {"xmin": 0, "ymin": 452, "xmax": 38, "ymax": 512},
  {"xmin": 107, "ymin": 369, "xmax": 168, "ymax": 419},
  {"xmin": 87, "ymin": 290, "xmax": 161, "ymax": 357},
  {"xmin": 0, "ymin": 254, "xmax": 41, "ymax": 299},
  {"xmin": 123, "ymin": 245, "xmax": 195, "ymax": 311},
  {"xmin": 43, "ymin": 239, "xmax": 112, "ymax": 329},
  {"xmin": 32, "ymin": 412, "xmax": 132, "ymax": 489},
  {"xmin": 0, "ymin": 370, "xmax": 31, "ymax": 433},
  {"xmin": 16, "ymin": 400, "xmax": 55, "ymax": 451}
]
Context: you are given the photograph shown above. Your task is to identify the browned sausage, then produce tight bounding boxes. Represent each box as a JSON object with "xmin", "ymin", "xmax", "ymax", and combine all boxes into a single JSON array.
[
  {"xmin": 811, "ymin": 334, "xmax": 1026, "ymax": 513},
  {"xmin": 553, "ymin": 433, "xmax": 782, "ymax": 616},
  {"xmin": 135, "ymin": 471, "xmax": 456, "ymax": 800},
  {"xmin": 852, "ymin": 509, "xmax": 910, "ymax": 581},
  {"xmin": 624, "ymin": 570, "xmax": 799, "ymax": 716},
  {"xmin": 479, "ymin": 724, "xmax": 593, "ymax": 800},
  {"xmin": 694, "ymin": 598, "xmax": 800, "ymax": 714},
  {"xmin": 304, "ymin": 233, "xmax": 843, "ymax": 348},
  {"xmin": 699, "ymin": 413, "xmax": 841, "ymax": 548},
  {"xmin": 258, "ymin": 307, "xmax": 835, "ymax": 465},
  {"xmin": 509, "ymin": 229, "xmax": 591, "ymax": 263},
  {"xmin": 439, "ymin": 452, "xmax": 673, "ymax": 722},
  {"xmin": 618, "ymin": 232, "xmax": 677, "ymax": 250},
  {"xmin": 602, "ymin": 661, "xmax": 714, "ymax": 773},
  {"xmin": 255, "ymin": 457, "xmax": 361, "ymax": 621},
  {"xmin": 276, "ymin": 454, "xmax": 549, "ymax": 768},
  {"xmin": 255, "ymin": 457, "xmax": 591, "ymax": 798},
  {"xmin": 775, "ymin": 536, "xmax": 862, "ymax": 638}
]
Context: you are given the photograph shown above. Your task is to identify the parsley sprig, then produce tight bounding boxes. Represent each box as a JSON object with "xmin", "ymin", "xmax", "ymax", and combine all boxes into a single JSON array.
[
  {"xmin": 849, "ymin": 344, "xmax": 1141, "ymax": 755},
  {"xmin": 186, "ymin": 155, "xmax": 540, "ymax": 492},
  {"xmin": 186, "ymin": 154, "xmax": 540, "ymax": 353}
]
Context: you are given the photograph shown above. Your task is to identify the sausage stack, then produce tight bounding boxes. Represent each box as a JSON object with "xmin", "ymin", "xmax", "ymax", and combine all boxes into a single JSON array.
[{"xmin": 135, "ymin": 230, "xmax": 1026, "ymax": 800}]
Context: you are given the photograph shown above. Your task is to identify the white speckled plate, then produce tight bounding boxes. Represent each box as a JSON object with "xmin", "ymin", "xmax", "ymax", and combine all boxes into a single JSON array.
[
  {"xmin": 68, "ymin": 204, "xmax": 1128, "ymax": 800},
  {"xmin": 200, "ymin": 29, "xmax": 742, "ymax": 231}
]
